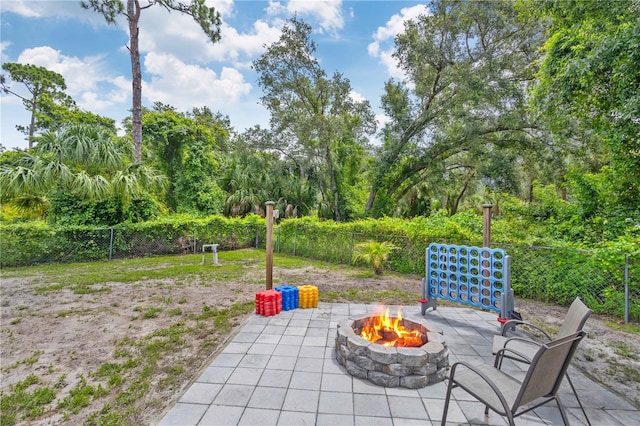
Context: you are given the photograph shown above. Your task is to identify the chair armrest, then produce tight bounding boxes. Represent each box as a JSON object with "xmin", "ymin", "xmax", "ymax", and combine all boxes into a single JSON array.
[
  {"xmin": 502, "ymin": 336, "xmax": 542, "ymax": 354},
  {"xmin": 494, "ymin": 345, "xmax": 535, "ymax": 367},
  {"xmin": 500, "ymin": 320, "xmax": 553, "ymax": 340}
]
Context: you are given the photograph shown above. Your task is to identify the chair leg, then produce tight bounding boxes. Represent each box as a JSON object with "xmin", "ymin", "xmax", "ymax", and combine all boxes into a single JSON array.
[
  {"xmin": 555, "ymin": 395, "xmax": 571, "ymax": 426},
  {"xmin": 565, "ymin": 372, "xmax": 591, "ymax": 426},
  {"xmin": 441, "ymin": 380, "xmax": 454, "ymax": 426}
]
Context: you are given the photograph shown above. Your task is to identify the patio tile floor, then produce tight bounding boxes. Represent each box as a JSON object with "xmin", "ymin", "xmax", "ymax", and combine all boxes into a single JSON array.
[{"xmin": 157, "ymin": 303, "xmax": 638, "ymax": 425}]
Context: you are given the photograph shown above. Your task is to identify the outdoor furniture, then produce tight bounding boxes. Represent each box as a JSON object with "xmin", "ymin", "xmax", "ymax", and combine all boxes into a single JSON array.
[
  {"xmin": 201, "ymin": 243, "xmax": 219, "ymax": 265},
  {"xmin": 442, "ymin": 331, "xmax": 586, "ymax": 426},
  {"xmin": 493, "ymin": 296, "xmax": 592, "ymax": 425}
]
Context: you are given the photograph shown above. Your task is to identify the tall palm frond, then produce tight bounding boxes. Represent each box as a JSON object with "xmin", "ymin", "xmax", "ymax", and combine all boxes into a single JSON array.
[
  {"xmin": 0, "ymin": 165, "xmax": 46, "ymax": 200},
  {"xmin": 10, "ymin": 194, "xmax": 49, "ymax": 216},
  {"xmin": 71, "ymin": 171, "xmax": 111, "ymax": 200}
]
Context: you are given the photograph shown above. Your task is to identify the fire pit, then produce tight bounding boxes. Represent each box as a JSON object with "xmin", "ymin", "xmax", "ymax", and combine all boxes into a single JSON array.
[{"xmin": 335, "ymin": 305, "xmax": 448, "ymax": 388}]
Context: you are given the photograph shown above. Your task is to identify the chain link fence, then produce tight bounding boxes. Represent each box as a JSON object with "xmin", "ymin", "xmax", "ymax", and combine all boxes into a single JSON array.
[
  {"xmin": 2, "ymin": 223, "xmax": 637, "ymax": 322},
  {"xmin": 262, "ymin": 226, "xmax": 639, "ymax": 323}
]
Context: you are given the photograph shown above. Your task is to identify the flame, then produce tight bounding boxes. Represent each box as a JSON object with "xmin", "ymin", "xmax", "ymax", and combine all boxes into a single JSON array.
[{"xmin": 360, "ymin": 305, "xmax": 424, "ymax": 347}]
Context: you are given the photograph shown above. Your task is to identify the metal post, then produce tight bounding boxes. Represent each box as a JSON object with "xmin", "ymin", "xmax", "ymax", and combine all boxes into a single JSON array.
[
  {"xmin": 193, "ymin": 230, "xmax": 197, "ymax": 254},
  {"xmin": 276, "ymin": 225, "xmax": 280, "ymax": 253},
  {"xmin": 625, "ymin": 254, "xmax": 629, "ymax": 324},
  {"xmin": 109, "ymin": 228, "xmax": 114, "ymax": 261},
  {"xmin": 482, "ymin": 204, "xmax": 493, "ymax": 247},
  {"xmin": 293, "ymin": 228, "xmax": 297, "ymax": 256},
  {"xmin": 349, "ymin": 232, "xmax": 354, "ymax": 264},
  {"xmin": 266, "ymin": 201, "xmax": 275, "ymax": 290}
]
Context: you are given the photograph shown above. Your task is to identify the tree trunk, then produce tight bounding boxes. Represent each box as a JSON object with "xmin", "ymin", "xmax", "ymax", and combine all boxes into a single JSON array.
[
  {"xmin": 528, "ymin": 178, "xmax": 534, "ymax": 203},
  {"xmin": 452, "ymin": 171, "xmax": 475, "ymax": 215},
  {"xmin": 128, "ymin": 0, "xmax": 143, "ymax": 162},
  {"xmin": 28, "ymin": 96, "xmax": 36, "ymax": 150},
  {"xmin": 365, "ymin": 189, "xmax": 376, "ymax": 212},
  {"xmin": 326, "ymin": 143, "xmax": 340, "ymax": 221}
]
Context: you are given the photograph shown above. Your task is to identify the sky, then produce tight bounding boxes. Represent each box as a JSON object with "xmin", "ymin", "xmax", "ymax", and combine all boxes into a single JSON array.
[{"xmin": 0, "ymin": 0, "xmax": 429, "ymax": 150}]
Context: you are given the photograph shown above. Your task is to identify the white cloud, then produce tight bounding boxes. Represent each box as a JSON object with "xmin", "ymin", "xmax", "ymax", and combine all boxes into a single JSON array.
[
  {"xmin": 14, "ymin": 46, "xmax": 128, "ymax": 113},
  {"xmin": 2, "ymin": 0, "xmax": 117, "ymax": 28},
  {"xmin": 1, "ymin": 0, "xmax": 50, "ymax": 18},
  {"xmin": 266, "ymin": 1, "xmax": 286, "ymax": 16},
  {"xmin": 206, "ymin": 20, "xmax": 282, "ymax": 65},
  {"xmin": 143, "ymin": 52, "xmax": 251, "ymax": 111},
  {"xmin": 286, "ymin": 0, "xmax": 344, "ymax": 35},
  {"xmin": 1, "ymin": 41, "xmax": 10, "ymax": 62},
  {"xmin": 349, "ymin": 90, "xmax": 365, "ymax": 103},
  {"xmin": 137, "ymin": 5, "xmax": 280, "ymax": 68},
  {"xmin": 368, "ymin": 4, "xmax": 428, "ymax": 79},
  {"xmin": 209, "ymin": 0, "xmax": 235, "ymax": 18}
]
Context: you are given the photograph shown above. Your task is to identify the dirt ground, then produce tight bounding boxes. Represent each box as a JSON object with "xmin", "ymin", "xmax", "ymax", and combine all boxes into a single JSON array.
[{"xmin": 1, "ymin": 264, "xmax": 639, "ymax": 425}]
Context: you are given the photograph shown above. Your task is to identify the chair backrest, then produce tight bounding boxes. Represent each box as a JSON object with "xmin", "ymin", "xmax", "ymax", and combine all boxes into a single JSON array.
[
  {"xmin": 515, "ymin": 331, "xmax": 585, "ymax": 408},
  {"xmin": 557, "ymin": 297, "xmax": 592, "ymax": 338}
]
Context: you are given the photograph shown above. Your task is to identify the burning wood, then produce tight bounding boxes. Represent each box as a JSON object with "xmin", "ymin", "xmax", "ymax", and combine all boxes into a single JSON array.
[{"xmin": 359, "ymin": 305, "xmax": 424, "ymax": 347}]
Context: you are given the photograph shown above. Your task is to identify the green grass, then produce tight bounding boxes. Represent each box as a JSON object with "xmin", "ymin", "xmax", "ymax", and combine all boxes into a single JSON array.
[
  {"xmin": 610, "ymin": 341, "xmax": 640, "ymax": 360},
  {"xmin": 12, "ymin": 250, "xmax": 271, "ymax": 293},
  {"xmin": 0, "ymin": 374, "xmax": 57, "ymax": 425},
  {"xmin": 142, "ymin": 307, "xmax": 163, "ymax": 319},
  {"xmin": 606, "ymin": 320, "xmax": 640, "ymax": 336},
  {"xmin": 58, "ymin": 376, "xmax": 108, "ymax": 416}
]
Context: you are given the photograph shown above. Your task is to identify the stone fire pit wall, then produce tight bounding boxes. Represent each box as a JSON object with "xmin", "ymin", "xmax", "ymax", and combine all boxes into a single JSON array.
[{"xmin": 335, "ymin": 315, "xmax": 449, "ymax": 389}]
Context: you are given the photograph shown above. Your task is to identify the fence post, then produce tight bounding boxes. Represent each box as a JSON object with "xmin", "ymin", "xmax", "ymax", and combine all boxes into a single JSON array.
[
  {"xmin": 276, "ymin": 225, "xmax": 280, "ymax": 253},
  {"xmin": 349, "ymin": 232, "xmax": 354, "ymax": 264},
  {"xmin": 193, "ymin": 229, "xmax": 197, "ymax": 254},
  {"xmin": 294, "ymin": 228, "xmax": 297, "ymax": 256},
  {"xmin": 109, "ymin": 228, "xmax": 114, "ymax": 261},
  {"xmin": 482, "ymin": 204, "xmax": 493, "ymax": 247},
  {"xmin": 255, "ymin": 228, "xmax": 259, "ymax": 248},
  {"xmin": 625, "ymin": 254, "xmax": 630, "ymax": 324}
]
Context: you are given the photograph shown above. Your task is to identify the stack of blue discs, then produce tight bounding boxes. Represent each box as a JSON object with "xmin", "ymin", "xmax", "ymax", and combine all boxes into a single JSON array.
[{"xmin": 275, "ymin": 285, "xmax": 299, "ymax": 311}]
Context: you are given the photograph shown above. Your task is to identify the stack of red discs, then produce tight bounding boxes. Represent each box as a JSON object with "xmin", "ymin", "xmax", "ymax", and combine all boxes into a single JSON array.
[{"xmin": 255, "ymin": 289, "xmax": 282, "ymax": 316}]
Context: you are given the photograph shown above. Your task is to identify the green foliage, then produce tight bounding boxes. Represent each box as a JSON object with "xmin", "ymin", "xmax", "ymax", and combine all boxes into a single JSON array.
[
  {"xmin": 142, "ymin": 104, "xmax": 227, "ymax": 215},
  {"xmin": 352, "ymin": 240, "xmax": 398, "ymax": 275},
  {"xmin": 530, "ymin": 0, "xmax": 640, "ymax": 221},
  {"xmin": 0, "ymin": 214, "xmax": 263, "ymax": 267},
  {"xmin": 0, "ymin": 124, "xmax": 166, "ymax": 224}
]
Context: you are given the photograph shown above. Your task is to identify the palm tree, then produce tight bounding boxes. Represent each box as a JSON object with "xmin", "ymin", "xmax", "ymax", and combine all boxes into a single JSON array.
[
  {"xmin": 0, "ymin": 124, "xmax": 165, "ymax": 220},
  {"xmin": 352, "ymin": 240, "xmax": 399, "ymax": 275}
]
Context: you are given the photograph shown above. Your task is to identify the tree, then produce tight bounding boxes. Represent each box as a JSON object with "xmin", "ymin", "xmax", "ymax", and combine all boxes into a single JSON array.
[
  {"xmin": 81, "ymin": 0, "xmax": 223, "ymax": 162},
  {"xmin": 253, "ymin": 17, "xmax": 376, "ymax": 221},
  {"xmin": 1, "ymin": 63, "xmax": 117, "ymax": 149},
  {"xmin": 1, "ymin": 63, "xmax": 69, "ymax": 148},
  {"xmin": 0, "ymin": 124, "xmax": 165, "ymax": 223},
  {"xmin": 366, "ymin": 0, "xmax": 545, "ymax": 217},
  {"xmin": 530, "ymin": 0, "xmax": 640, "ymax": 220},
  {"xmin": 222, "ymin": 126, "xmax": 320, "ymax": 218},
  {"xmin": 142, "ymin": 103, "xmax": 226, "ymax": 214}
]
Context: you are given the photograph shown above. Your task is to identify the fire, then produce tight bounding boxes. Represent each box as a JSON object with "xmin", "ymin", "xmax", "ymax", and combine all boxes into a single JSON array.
[{"xmin": 360, "ymin": 305, "xmax": 424, "ymax": 347}]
